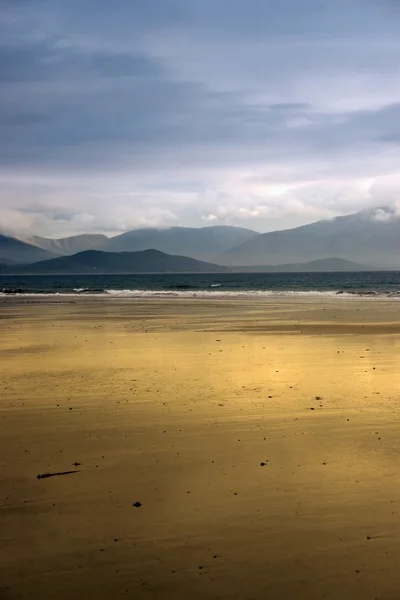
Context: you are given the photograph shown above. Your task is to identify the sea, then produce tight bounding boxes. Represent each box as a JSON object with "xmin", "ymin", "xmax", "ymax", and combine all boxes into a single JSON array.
[{"xmin": 1, "ymin": 271, "xmax": 400, "ymax": 298}]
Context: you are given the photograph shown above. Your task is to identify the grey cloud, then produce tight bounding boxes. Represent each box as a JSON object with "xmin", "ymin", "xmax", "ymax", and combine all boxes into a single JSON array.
[
  {"xmin": 83, "ymin": 53, "xmax": 161, "ymax": 78},
  {"xmin": 1, "ymin": 0, "xmax": 400, "ymax": 236},
  {"xmin": 2, "ymin": 72, "xmax": 398, "ymax": 173},
  {"xmin": 0, "ymin": 108, "xmax": 49, "ymax": 126},
  {"xmin": 0, "ymin": 43, "xmax": 52, "ymax": 82},
  {"xmin": 0, "ymin": 36, "xmax": 161, "ymax": 84},
  {"xmin": 268, "ymin": 103, "xmax": 310, "ymax": 112},
  {"xmin": 51, "ymin": 0, "xmax": 399, "ymax": 40}
]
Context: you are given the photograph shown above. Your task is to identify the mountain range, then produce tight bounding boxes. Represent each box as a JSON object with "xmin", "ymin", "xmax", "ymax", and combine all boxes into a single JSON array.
[
  {"xmin": 26, "ymin": 234, "xmax": 110, "ymax": 256},
  {"xmin": 222, "ymin": 208, "xmax": 400, "ymax": 268},
  {"xmin": 0, "ymin": 253, "xmax": 375, "ymax": 276},
  {"xmin": 0, "ymin": 234, "xmax": 58, "ymax": 264},
  {"xmin": 104, "ymin": 225, "xmax": 257, "ymax": 261},
  {"xmin": 24, "ymin": 226, "xmax": 257, "ymax": 262},
  {"xmin": 1, "ymin": 207, "xmax": 399, "ymax": 270},
  {"xmin": 0, "ymin": 249, "xmax": 229, "ymax": 274}
]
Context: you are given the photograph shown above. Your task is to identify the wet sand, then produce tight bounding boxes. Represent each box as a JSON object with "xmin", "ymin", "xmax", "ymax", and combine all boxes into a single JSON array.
[{"xmin": 1, "ymin": 297, "xmax": 400, "ymax": 599}]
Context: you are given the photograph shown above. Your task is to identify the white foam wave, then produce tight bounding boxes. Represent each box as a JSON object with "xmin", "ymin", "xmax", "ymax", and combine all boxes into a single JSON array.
[
  {"xmin": 1, "ymin": 288, "xmax": 399, "ymax": 299},
  {"xmin": 105, "ymin": 288, "xmax": 348, "ymax": 298},
  {"xmin": 103, "ymin": 289, "xmax": 398, "ymax": 299}
]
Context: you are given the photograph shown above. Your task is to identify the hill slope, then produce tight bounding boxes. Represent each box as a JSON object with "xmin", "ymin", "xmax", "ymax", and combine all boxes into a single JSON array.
[
  {"xmin": 107, "ymin": 226, "xmax": 257, "ymax": 261},
  {"xmin": 27, "ymin": 234, "xmax": 110, "ymax": 255},
  {"xmin": 2, "ymin": 249, "xmax": 229, "ymax": 274},
  {"xmin": 0, "ymin": 234, "xmax": 59, "ymax": 264},
  {"xmin": 223, "ymin": 208, "xmax": 400, "ymax": 268}
]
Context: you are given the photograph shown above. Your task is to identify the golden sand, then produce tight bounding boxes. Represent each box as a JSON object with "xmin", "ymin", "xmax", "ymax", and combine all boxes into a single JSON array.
[{"xmin": 1, "ymin": 297, "xmax": 400, "ymax": 599}]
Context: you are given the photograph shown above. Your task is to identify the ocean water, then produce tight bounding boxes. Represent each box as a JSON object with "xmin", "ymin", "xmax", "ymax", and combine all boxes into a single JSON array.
[{"xmin": 1, "ymin": 271, "xmax": 400, "ymax": 298}]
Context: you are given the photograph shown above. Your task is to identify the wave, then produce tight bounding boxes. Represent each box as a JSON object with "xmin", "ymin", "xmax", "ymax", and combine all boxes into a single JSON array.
[
  {"xmin": 1, "ymin": 288, "xmax": 25, "ymax": 294},
  {"xmin": 104, "ymin": 289, "xmax": 351, "ymax": 298},
  {"xmin": 102, "ymin": 289, "xmax": 400, "ymax": 299}
]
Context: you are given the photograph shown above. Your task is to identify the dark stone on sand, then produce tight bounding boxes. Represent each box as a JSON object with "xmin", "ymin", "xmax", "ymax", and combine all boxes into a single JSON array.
[
  {"xmin": 133, "ymin": 501, "xmax": 142, "ymax": 508},
  {"xmin": 37, "ymin": 470, "xmax": 79, "ymax": 480}
]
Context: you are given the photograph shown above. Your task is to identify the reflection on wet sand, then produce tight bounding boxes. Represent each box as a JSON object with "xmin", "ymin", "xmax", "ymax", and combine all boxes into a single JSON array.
[{"xmin": 1, "ymin": 298, "xmax": 400, "ymax": 599}]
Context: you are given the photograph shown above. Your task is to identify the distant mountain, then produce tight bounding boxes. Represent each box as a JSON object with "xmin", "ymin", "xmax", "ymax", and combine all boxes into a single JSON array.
[
  {"xmin": 20, "ymin": 226, "xmax": 258, "ymax": 262},
  {"xmin": 0, "ymin": 256, "xmax": 19, "ymax": 266},
  {"xmin": 231, "ymin": 257, "xmax": 377, "ymax": 272},
  {"xmin": 26, "ymin": 234, "xmax": 110, "ymax": 255},
  {"xmin": 1, "ymin": 249, "xmax": 229, "ymax": 274},
  {"xmin": 0, "ymin": 234, "xmax": 59, "ymax": 264},
  {"xmin": 222, "ymin": 208, "xmax": 400, "ymax": 268},
  {"xmin": 107, "ymin": 226, "xmax": 257, "ymax": 261}
]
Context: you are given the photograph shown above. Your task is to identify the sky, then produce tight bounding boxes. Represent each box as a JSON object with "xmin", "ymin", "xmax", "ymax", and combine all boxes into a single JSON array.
[{"xmin": 1, "ymin": 0, "xmax": 400, "ymax": 238}]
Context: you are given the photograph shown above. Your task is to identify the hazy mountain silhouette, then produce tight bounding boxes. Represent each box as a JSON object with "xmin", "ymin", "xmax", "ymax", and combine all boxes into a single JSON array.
[
  {"xmin": 1, "ymin": 249, "xmax": 229, "ymax": 274},
  {"xmin": 20, "ymin": 226, "xmax": 257, "ymax": 263},
  {"xmin": 4, "ymin": 208, "xmax": 400, "ymax": 268},
  {"xmin": 222, "ymin": 208, "xmax": 400, "ymax": 268},
  {"xmin": 106, "ymin": 226, "xmax": 257, "ymax": 261},
  {"xmin": 0, "ymin": 234, "xmax": 59, "ymax": 264},
  {"xmin": 27, "ymin": 234, "xmax": 110, "ymax": 255}
]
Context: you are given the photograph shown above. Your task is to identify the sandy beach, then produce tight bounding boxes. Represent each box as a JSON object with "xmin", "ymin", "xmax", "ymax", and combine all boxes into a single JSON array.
[{"xmin": 1, "ymin": 296, "xmax": 400, "ymax": 600}]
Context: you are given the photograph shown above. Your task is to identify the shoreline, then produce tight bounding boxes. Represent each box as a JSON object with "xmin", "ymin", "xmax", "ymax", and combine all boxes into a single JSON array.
[{"xmin": 2, "ymin": 290, "xmax": 400, "ymax": 300}]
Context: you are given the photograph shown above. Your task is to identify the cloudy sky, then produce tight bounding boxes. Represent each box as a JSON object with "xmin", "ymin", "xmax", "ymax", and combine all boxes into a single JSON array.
[{"xmin": 1, "ymin": 0, "xmax": 400, "ymax": 238}]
